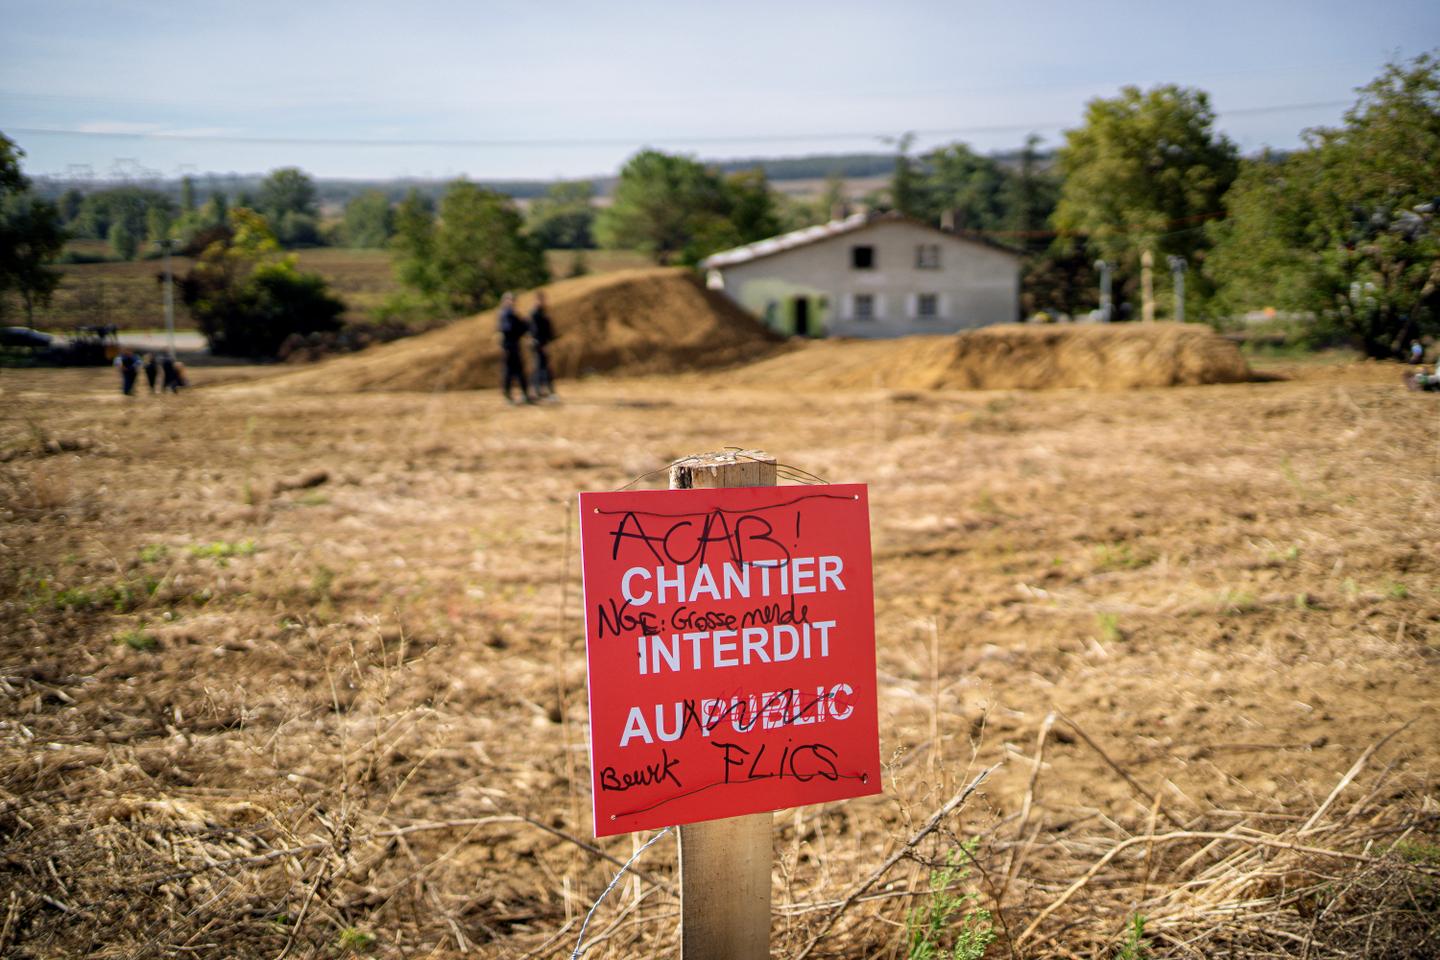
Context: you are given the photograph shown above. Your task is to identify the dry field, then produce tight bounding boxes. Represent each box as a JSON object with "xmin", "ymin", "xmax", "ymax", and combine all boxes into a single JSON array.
[
  {"xmin": 10, "ymin": 247, "xmax": 651, "ymax": 333},
  {"xmin": 1, "ymin": 355, "xmax": 1437, "ymax": 958}
]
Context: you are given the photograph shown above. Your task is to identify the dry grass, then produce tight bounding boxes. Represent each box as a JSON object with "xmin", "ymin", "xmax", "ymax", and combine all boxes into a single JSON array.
[{"xmin": 1, "ymin": 355, "xmax": 1436, "ymax": 958}]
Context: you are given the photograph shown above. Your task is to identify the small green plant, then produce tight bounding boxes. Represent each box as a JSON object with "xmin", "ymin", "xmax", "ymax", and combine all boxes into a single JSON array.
[
  {"xmin": 138, "ymin": 544, "xmax": 169, "ymax": 563},
  {"xmin": 116, "ymin": 628, "xmax": 158, "ymax": 651},
  {"xmin": 189, "ymin": 539, "xmax": 257, "ymax": 562},
  {"xmin": 1219, "ymin": 589, "xmax": 1258, "ymax": 614},
  {"xmin": 1386, "ymin": 581, "xmax": 1409, "ymax": 600},
  {"xmin": 1391, "ymin": 839, "xmax": 1440, "ymax": 864},
  {"xmin": 1114, "ymin": 914, "xmax": 1149, "ymax": 959},
  {"xmin": 1095, "ymin": 612, "xmax": 1123, "ymax": 644},
  {"xmin": 906, "ymin": 841, "xmax": 995, "ymax": 960},
  {"xmin": 1092, "ymin": 542, "xmax": 1152, "ymax": 572},
  {"xmin": 297, "ymin": 491, "xmax": 329, "ymax": 507},
  {"xmin": 336, "ymin": 927, "xmax": 375, "ymax": 953}
]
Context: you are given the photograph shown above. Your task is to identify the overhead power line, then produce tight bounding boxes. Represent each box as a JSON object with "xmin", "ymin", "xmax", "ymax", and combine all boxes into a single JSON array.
[{"xmin": 2, "ymin": 100, "xmax": 1351, "ymax": 150}]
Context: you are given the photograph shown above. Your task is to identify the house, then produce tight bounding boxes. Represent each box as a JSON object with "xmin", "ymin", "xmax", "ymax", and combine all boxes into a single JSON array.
[{"xmin": 700, "ymin": 211, "xmax": 1023, "ymax": 338}]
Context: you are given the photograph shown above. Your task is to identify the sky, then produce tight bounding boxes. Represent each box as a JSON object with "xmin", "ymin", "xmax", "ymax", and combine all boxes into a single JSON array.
[{"xmin": 2, "ymin": 0, "xmax": 1437, "ymax": 182}]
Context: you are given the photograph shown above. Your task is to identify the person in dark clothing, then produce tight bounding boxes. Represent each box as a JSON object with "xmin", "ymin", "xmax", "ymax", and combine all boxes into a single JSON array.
[
  {"xmin": 115, "ymin": 348, "xmax": 141, "ymax": 396},
  {"xmin": 160, "ymin": 355, "xmax": 184, "ymax": 393},
  {"xmin": 529, "ymin": 291, "xmax": 557, "ymax": 399},
  {"xmin": 142, "ymin": 353, "xmax": 158, "ymax": 393},
  {"xmin": 497, "ymin": 292, "xmax": 533, "ymax": 404}
]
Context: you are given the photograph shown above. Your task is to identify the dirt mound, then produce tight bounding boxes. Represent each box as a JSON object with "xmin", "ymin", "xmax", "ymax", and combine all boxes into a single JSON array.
[
  {"xmin": 729, "ymin": 322, "xmax": 1251, "ymax": 390},
  {"xmin": 268, "ymin": 268, "xmax": 782, "ymax": 392}
]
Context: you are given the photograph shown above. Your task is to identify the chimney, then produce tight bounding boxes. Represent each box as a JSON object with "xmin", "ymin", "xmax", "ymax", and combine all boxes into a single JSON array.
[{"xmin": 940, "ymin": 209, "xmax": 962, "ymax": 232}]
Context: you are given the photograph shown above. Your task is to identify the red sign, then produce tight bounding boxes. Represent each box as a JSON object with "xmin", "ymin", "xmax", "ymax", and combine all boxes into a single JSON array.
[{"xmin": 578, "ymin": 483, "xmax": 881, "ymax": 837}]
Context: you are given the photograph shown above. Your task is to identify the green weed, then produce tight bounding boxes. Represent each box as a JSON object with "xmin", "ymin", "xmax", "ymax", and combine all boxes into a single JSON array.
[
  {"xmin": 1386, "ymin": 581, "xmax": 1409, "ymax": 600},
  {"xmin": 1095, "ymin": 612, "xmax": 1123, "ymax": 644},
  {"xmin": 1093, "ymin": 542, "xmax": 1153, "ymax": 572},
  {"xmin": 905, "ymin": 840, "xmax": 995, "ymax": 960},
  {"xmin": 116, "ymin": 629, "xmax": 158, "ymax": 651},
  {"xmin": 47, "ymin": 576, "xmax": 160, "ymax": 613},
  {"xmin": 138, "ymin": 544, "xmax": 169, "ymax": 563},
  {"xmin": 336, "ymin": 927, "xmax": 375, "ymax": 953},
  {"xmin": 1220, "ymin": 589, "xmax": 1258, "ymax": 614},
  {"xmin": 189, "ymin": 539, "xmax": 257, "ymax": 562},
  {"xmin": 1114, "ymin": 914, "xmax": 1149, "ymax": 959},
  {"xmin": 1391, "ymin": 839, "xmax": 1440, "ymax": 864}
]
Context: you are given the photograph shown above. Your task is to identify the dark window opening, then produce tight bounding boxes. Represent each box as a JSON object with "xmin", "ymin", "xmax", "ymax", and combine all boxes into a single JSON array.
[{"xmin": 851, "ymin": 245, "xmax": 875, "ymax": 269}]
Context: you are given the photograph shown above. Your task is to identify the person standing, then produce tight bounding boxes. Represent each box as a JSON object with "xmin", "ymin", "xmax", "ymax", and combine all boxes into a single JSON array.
[
  {"xmin": 497, "ymin": 292, "xmax": 533, "ymax": 404},
  {"xmin": 160, "ymin": 355, "xmax": 184, "ymax": 393},
  {"xmin": 142, "ymin": 353, "xmax": 158, "ymax": 393},
  {"xmin": 1410, "ymin": 340, "xmax": 1425, "ymax": 365},
  {"xmin": 529, "ymin": 291, "xmax": 557, "ymax": 399},
  {"xmin": 114, "ymin": 347, "xmax": 142, "ymax": 396}
]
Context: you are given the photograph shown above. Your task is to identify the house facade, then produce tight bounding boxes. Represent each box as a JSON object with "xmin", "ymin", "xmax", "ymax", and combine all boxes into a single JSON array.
[{"xmin": 701, "ymin": 212, "xmax": 1023, "ymax": 338}]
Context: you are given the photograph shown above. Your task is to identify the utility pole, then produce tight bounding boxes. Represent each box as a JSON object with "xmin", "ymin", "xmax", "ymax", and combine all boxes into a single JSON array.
[
  {"xmin": 1167, "ymin": 255, "xmax": 1187, "ymax": 324},
  {"xmin": 159, "ymin": 238, "xmax": 176, "ymax": 358},
  {"xmin": 1094, "ymin": 259, "xmax": 1112, "ymax": 323},
  {"xmin": 1140, "ymin": 249, "xmax": 1155, "ymax": 323}
]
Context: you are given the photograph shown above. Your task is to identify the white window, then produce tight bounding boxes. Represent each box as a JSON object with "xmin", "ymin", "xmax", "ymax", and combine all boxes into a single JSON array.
[
  {"xmin": 854, "ymin": 293, "xmax": 875, "ymax": 320},
  {"xmin": 917, "ymin": 293, "xmax": 939, "ymax": 318},
  {"xmin": 915, "ymin": 244, "xmax": 940, "ymax": 269}
]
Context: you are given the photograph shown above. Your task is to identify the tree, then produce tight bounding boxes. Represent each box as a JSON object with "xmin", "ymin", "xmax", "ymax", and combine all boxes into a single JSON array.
[
  {"xmin": 432, "ymin": 182, "xmax": 548, "ymax": 313},
  {"xmin": 71, "ymin": 187, "xmax": 174, "ymax": 243},
  {"xmin": 723, "ymin": 169, "xmax": 782, "ymax": 245},
  {"xmin": 596, "ymin": 150, "xmax": 732, "ymax": 264},
  {"xmin": 179, "ymin": 176, "xmax": 197, "ymax": 213},
  {"xmin": 1, "ymin": 191, "xmax": 66, "ymax": 321},
  {"xmin": 146, "ymin": 205, "xmax": 172, "ymax": 243},
  {"xmin": 178, "ymin": 209, "xmax": 344, "ymax": 357},
  {"xmin": 1, "ymin": 134, "xmax": 65, "ymax": 321},
  {"xmin": 391, "ymin": 189, "xmax": 441, "ymax": 302},
  {"xmin": 526, "ymin": 180, "xmax": 595, "ymax": 250},
  {"xmin": 1054, "ymin": 85, "xmax": 1238, "ymax": 315},
  {"xmin": 392, "ymin": 182, "xmax": 548, "ymax": 316},
  {"xmin": 108, "ymin": 221, "xmax": 137, "ymax": 260},
  {"xmin": 258, "ymin": 168, "xmax": 320, "ymax": 246},
  {"xmin": 886, "ymin": 133, "xmax": 922, "ymax": 218},
  {"xmin": 342, "ymin": 190, "xmax": 394, "ymax": 248},
  {"xmin": 913, "ymin": 142, "xmax": 1011, "ymax": 230},
  {"xmin": 1208, "ymin": 54, "xmax": 1440, "ymax": 356}
]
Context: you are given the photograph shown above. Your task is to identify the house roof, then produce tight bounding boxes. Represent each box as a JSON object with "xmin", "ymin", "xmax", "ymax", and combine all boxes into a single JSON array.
[{"xmin": 699, "ymin": 210, "xmax": 1023, "ymax": 270}]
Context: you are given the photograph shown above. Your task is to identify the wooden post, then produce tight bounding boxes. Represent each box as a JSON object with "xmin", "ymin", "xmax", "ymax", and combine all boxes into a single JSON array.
[{"xmin": 670, "ymin": 449, "xmax": 775, "ymax": 960}]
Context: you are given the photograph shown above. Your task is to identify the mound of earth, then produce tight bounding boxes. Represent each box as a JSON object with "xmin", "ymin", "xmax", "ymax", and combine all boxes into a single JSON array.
[
  {"xmin": 267, "ymin": 268, "xmax": 782, "ymax": 392},
  {"xmin": 729, "ymin": 322, "xmax": 1251, "ymax": 390}
]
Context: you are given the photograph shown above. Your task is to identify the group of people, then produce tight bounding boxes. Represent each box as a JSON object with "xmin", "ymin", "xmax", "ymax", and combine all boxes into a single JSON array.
[
  {"xmin": 115, "ymin": 347, "xmax": 186, "ymax": 396},
  {"xmin": 497, "ymin": 291, "xmax": 557, "ymax": 405}
]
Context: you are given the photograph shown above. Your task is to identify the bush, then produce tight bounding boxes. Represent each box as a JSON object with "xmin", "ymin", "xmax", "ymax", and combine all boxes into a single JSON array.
[{"xmin": 180, "ymin": 210, "xmax": 345, "ymax": 358}]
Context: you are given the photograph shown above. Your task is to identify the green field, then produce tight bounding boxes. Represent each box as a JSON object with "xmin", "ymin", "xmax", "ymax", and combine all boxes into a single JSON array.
[{"xmin": 6, "ymin": 246, "xmax": 654, "ymax": 332}]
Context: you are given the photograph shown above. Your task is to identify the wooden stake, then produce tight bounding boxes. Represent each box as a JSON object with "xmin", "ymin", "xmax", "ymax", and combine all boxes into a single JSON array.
[{"xmin": 670, "ymin": 449, "xmax": 776, "ymax": 960}]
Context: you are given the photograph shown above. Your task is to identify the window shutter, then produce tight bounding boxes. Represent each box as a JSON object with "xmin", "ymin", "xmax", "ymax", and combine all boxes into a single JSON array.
[
  {"xmin": 939, "ymin": 293, "xmax": 950, "ymax": 319},
  {"xmin": 873, "ymin": 294, "xmax": 884, "ymax": 320},
  {"xmin": 842, "ymin": 293, "xmax": 853, "ymax": 319},
  {"xmin": 906, "ymin": 293, "xmax": 918, "ymax": 319}
]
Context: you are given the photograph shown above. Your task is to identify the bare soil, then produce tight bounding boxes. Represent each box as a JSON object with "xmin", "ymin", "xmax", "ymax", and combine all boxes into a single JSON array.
[{"xmin": 1, "ymin": 355, "xmax": 1436, "ymax": 958}]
